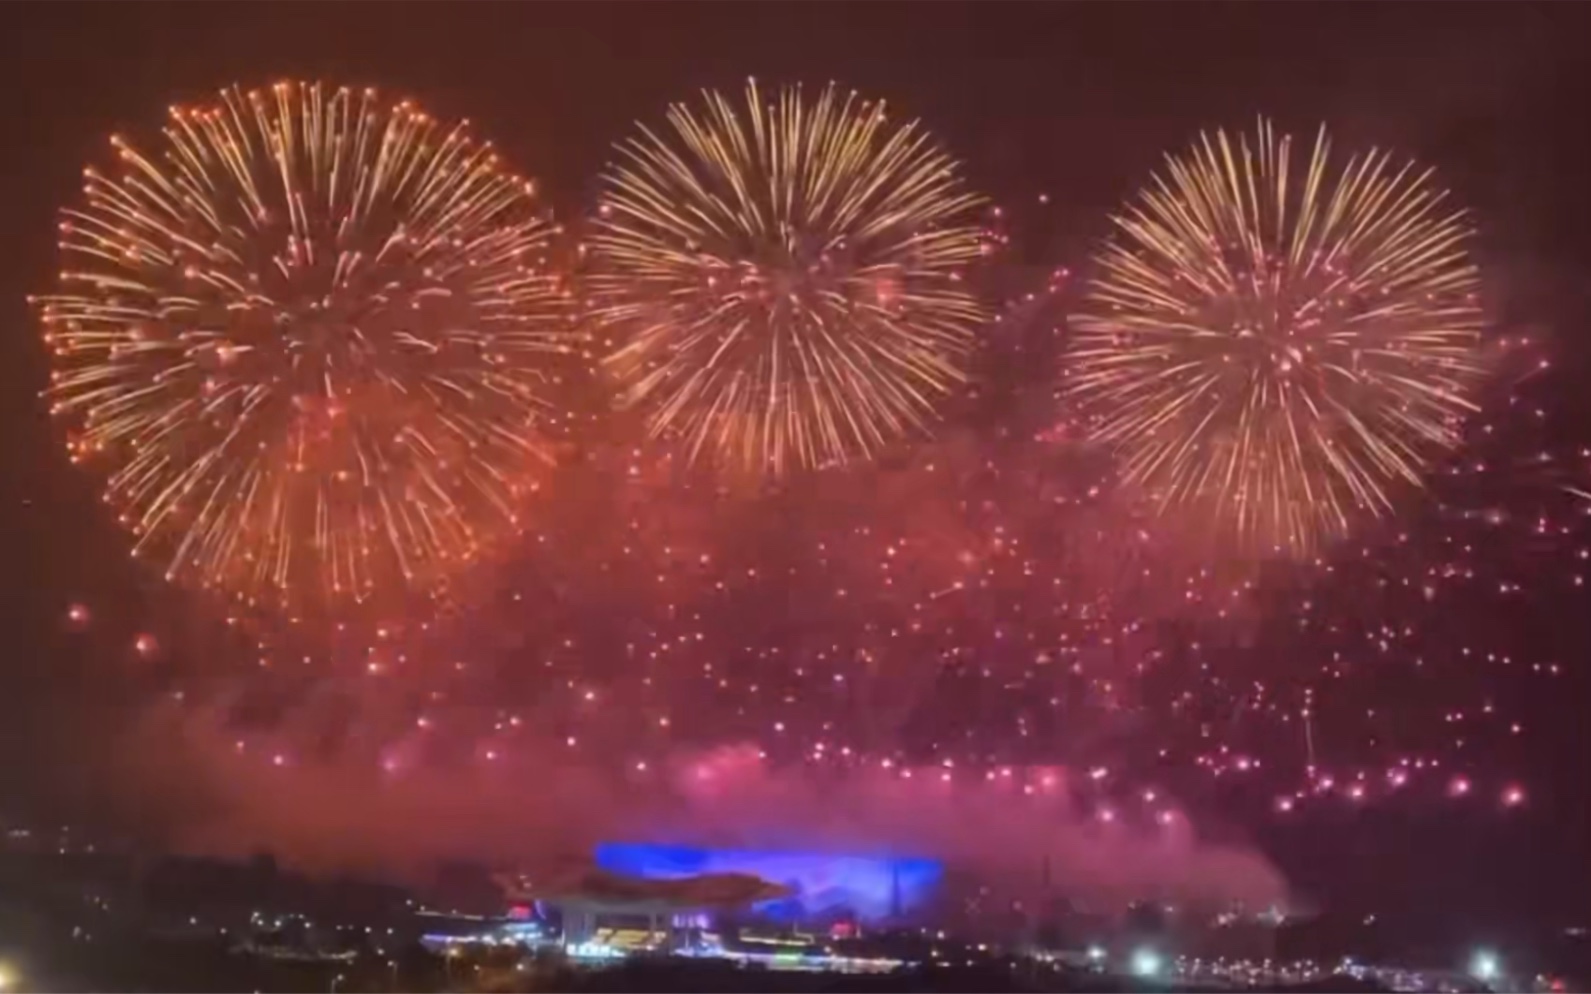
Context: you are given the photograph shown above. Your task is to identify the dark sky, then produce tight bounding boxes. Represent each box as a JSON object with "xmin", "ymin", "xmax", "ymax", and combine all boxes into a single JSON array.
[{"xmin": 1, "ymin": 1, "xmax": 1589, "ymax": 935}]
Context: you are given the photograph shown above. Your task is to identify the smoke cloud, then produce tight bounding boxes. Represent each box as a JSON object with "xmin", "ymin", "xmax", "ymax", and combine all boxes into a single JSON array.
[{"xmin": 91, "ymin": 704, "xmax": 1288, "ymax": 916}]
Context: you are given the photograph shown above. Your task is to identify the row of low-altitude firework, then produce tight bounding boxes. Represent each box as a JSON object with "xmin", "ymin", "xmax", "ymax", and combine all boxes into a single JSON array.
[{"xmin": 33, "ymin": 78, "xmax": 1486, "ymax": 613}]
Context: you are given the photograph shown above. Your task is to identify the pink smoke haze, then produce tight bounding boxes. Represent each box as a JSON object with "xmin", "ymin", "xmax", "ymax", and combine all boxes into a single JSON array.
[{"xmin": 102, "ymin": 710, "xmax": 1288, "ymax": 913}]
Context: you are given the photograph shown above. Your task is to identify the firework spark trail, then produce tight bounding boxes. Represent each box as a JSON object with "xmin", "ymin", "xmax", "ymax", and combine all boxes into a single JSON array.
[
  {"xmin": 37, "ymin": 81, "xmax": 580, "ymax": 608},
  {"xmin": 1065, "ymin": 119, "xmax": 1485, "ymax": 552},
  {"xmin": 588, "ymin": 80, "xmax": 990, "ymax": 476}
]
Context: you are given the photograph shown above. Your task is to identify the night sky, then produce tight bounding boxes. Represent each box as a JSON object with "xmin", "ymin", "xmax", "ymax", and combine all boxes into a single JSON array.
[{"xmin": 2, "ymin": 2, "xmax": 1590, "ymax": 939}]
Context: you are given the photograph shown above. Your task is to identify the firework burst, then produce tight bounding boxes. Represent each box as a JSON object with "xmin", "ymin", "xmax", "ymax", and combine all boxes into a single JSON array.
[
  {"xmin": 588, "ymin": 80, "xmax": 990, "ymax": 476},
  {"xmin": 36, "ymin": 81, "xmax": 580, "ymax": 608},
  {"xmin": 1064, "ymin": 119, "xmax": 1485, "ymax": 552}
]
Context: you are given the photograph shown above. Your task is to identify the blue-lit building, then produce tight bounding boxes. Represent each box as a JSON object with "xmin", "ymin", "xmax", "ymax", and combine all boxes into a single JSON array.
[{"xmin": 594, "ymin": 843, "xmax": 943, "ymax": 926}]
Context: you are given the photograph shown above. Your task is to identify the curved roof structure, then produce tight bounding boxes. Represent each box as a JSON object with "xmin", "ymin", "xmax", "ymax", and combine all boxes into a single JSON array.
[{"xmin": 495, "ymin": 865, "xmax": 793, "ymax": 915}]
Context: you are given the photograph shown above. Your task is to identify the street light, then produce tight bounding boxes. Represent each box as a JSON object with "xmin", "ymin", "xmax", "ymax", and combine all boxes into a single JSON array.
[
  {"xmin": 1131, "ymin": 948, "xmax": 1164, "ymax": 978},
  {"xmin": 1469, "ymin": 949, "xmax": 1501, "ymax": 983}
]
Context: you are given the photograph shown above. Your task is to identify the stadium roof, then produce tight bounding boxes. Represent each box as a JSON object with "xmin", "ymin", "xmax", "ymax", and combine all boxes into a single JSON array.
[{"xmin": 496, "ymin": 865, "xmax": 793, "ymax": 915}]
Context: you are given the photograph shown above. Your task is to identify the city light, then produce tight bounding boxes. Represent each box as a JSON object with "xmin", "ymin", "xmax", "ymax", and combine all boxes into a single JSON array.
[
  {"xmin": 1469, "ymin": 948, "xmax": 1501, "ymax": 982},
  {"xmin": 1131, "ymin": 948, "xmax": 1164, "ymax": 978}
]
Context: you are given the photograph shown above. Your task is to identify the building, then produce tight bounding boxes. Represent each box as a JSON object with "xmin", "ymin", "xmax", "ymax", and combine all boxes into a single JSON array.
[{"xmin": 592, "ymin": 843, "xmax": 943, "ymax": 927}]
